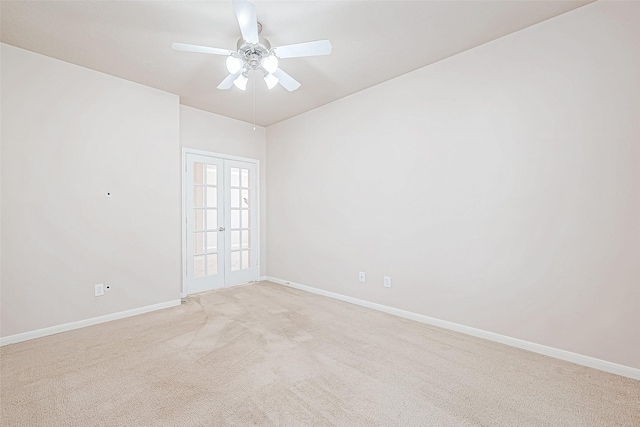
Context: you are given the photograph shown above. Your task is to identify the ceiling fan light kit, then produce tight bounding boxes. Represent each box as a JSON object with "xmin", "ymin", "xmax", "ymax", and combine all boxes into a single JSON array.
[
  {"xmin": 263, "ymin": 72, "xmax": 279, "ymax": 90},
  {"xmin": 233, "ymin": 73, "xmax": 249, "ymax": 91},
  {"xmin": 172, "ymin": 0, "xmax": 331, "ymax": 92},
  {"xmin": 225, "ymin": 55, "xmax": 244, "ymax": 74},
  {"xmin": 261, "ymin": 55, "xmax": 278, "ymax": 74}
]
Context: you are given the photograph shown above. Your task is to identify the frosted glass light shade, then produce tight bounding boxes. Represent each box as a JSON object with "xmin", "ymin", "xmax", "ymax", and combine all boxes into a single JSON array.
[
  {"xmin": 261, "ymin": 55, "xmax": 278, "ymax": 74},
  {"xmin": 226, "ymin": 56, "xmax": 244, "ymax": 74},
  {"xmin": 264, "ymin": 73, "xmax": 279, "ymax": 89},
  {"xmin": 233, "ymin": 73, "xmax": 248, "ymax": 90}
]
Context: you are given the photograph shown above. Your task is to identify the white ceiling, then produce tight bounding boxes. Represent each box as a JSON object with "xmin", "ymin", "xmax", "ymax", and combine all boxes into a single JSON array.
[{"xmin": 1, "ymin": 0, "xmax": 592, "ymax": 127}]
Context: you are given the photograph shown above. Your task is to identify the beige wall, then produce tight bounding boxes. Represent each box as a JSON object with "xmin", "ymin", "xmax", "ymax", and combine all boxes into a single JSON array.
[
  {"xmin": 266, "ymin": 1, "xmax": 640, "ymax": 368},
  {"xmin": 180, "ymin": 105, "xmax": 267, "ymax": 277},
  {"xmin": 1, "ymin": 44, "xmax": 182, "ymax": 337}
]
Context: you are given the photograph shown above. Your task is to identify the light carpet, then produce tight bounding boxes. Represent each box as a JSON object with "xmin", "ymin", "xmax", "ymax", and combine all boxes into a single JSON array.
[{"xmin": 1, "ymin": 281, "xmax": 638, "ymax": 426}]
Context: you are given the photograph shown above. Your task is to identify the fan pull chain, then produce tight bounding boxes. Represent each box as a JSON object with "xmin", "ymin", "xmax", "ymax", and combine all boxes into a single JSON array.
[{"xmin": 253, "ymin": 76, "xmax": 256, "ymax": 131}]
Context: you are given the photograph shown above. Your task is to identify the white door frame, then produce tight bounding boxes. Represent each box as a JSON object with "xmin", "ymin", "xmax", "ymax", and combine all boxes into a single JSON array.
[{"xmin": 181, "ymin": 147, "xmax": 261, "ymax": 297}]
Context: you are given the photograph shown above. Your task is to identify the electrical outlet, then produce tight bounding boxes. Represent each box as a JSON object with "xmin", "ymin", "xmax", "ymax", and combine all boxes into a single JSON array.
[
  {"xmin": 359, "ymin": 272, "xmax": 366, "ymax": 283},
  {"xmin": 95, "ymin": 284, "xmax": 104, "ymax": 297},
  {"xmin": 384, "ymin": 276, "xmax": 392, "ymax": 288}
]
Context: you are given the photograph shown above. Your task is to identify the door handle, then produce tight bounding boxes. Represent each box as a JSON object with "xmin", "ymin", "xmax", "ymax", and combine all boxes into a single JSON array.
[{"xmin": 219, "ymin": 227, "xmax": 225, "ymax": 232}]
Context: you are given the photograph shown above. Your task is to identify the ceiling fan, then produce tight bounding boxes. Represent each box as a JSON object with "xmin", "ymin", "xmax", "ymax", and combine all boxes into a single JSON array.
[{"xmin": 172, "ymin": 0, "xmax": 332, "ymax": 92}]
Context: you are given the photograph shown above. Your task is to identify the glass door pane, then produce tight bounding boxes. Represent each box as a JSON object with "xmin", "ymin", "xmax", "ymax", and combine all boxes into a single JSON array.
[
  {"xmin": 224, "ymin": 160, "xmax": 258, "ymax": 286},
  {"xmin": 185, "ymin": 154, "xmax": 224, "ymax": 294}
]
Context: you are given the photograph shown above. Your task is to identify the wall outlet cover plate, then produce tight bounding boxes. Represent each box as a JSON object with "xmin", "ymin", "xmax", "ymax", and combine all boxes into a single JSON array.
[{"xmin": 95, "ymin": 284, "xmax": 105, "ymax": 297}]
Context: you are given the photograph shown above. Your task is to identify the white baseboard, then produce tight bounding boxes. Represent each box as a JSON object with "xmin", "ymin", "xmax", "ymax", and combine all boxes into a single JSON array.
[
  {"xmin": 257, "ymin": 276, "xmax": 267, "ymax": 281},
  {"xmin": 265, "ymin": 276, "xmax": 640, "ymax": 381},
  {"xmin": 0, "ymin": 299, "xmax": 182, "ymax": 347}
]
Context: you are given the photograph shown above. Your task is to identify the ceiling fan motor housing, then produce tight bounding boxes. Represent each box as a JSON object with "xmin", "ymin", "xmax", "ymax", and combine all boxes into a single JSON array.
[{"xmin": 237, "ymin": 35, "xmax": 272, "ymax": 72}]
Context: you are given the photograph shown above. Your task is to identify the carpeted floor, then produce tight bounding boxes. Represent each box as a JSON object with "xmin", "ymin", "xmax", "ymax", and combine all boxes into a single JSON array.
[{"xmin": 1, "ymin": 281, "xmax": 638, "ymax": 426}]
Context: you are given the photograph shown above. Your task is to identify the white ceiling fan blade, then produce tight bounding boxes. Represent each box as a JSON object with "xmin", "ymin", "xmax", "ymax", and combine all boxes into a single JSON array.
[
  {"xmin": 273, "ymin": 68, "xmax": 301, "ymax": 91},
  {"xmin": 217, "ymin": 70, "xmax": 243, "ymax": 90},
  {"xmin": 172, "ymin": 43, "xmax": 232, "ymax": 56},
  {"xmin": 233, "ymin": 0, "xmax": 259, "ymax": 44},
  {"xmin": 273, "ymin": 40, "xmax": 332, "ymax": 59}
]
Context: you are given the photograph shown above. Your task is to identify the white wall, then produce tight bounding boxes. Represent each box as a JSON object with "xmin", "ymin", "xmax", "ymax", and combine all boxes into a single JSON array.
[
  {"xmin": 266, "ymin": 1, "xmax": 640, "ymax": 369},
  {"xmin": 180, "ymin": 105, "xmax": 267, "ymax": 277},
  {"xmin": 0, "ymin": 45, "xmax": 269, "ymax": 339},
  {"xmin": 1, "ymin": 44, "xmax": 182, "ymax": 337}
]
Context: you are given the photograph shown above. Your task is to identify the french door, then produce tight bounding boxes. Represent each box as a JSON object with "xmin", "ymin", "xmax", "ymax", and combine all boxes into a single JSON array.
[{"xmin": 184, "ymin": 152, "xmax": 259, "ymax": 294}]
